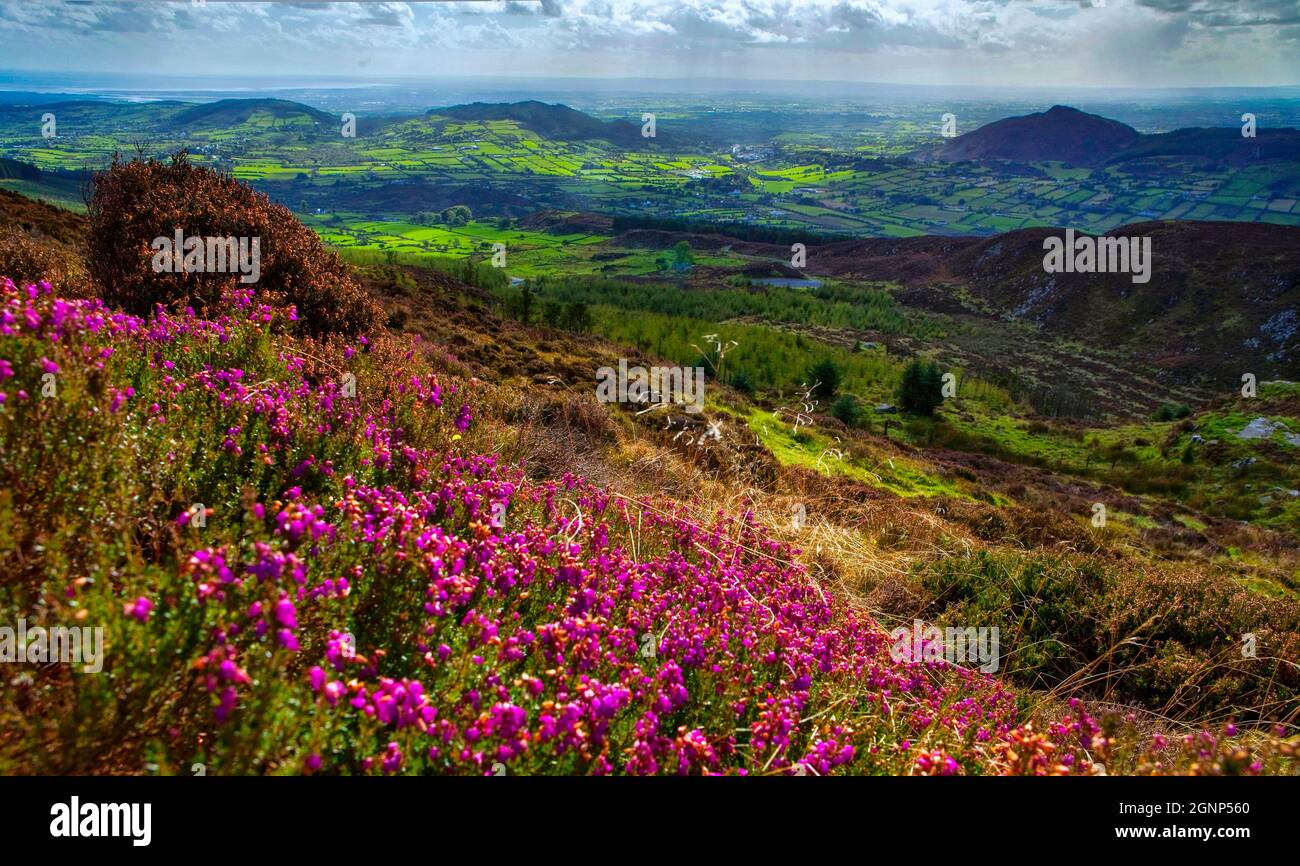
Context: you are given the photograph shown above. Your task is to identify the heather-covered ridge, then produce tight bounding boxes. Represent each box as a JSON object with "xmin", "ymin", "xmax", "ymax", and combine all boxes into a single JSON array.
[{"xmin": 1, "ymin": 276, "xmax": 1295, "ymax": 775}]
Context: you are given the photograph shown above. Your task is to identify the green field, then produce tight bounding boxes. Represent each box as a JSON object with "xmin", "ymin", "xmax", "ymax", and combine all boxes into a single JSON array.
[{"xmin": 5, "ymin": 98, "xmax": 1299, "ymax": 238}]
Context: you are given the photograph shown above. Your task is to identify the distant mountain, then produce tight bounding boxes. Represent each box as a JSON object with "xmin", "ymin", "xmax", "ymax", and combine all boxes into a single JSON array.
[
  {"xmin": 811, "ymin": 220, "xmax": 1300, "ymax": 386},
  {"xmin": 931, "ymin": 104, "xmax": 1300, "ymax": 168},
  {"xmin": 430, "ymin": 101, "xmax": 655, "ymax": 148},
  {"xmin": 1109, "ymin": 126, "xmax": 1300, "ymax": 167},
  {"xmin": 935, "ymin": 105, "xmax": 1140, "ymax": 166},
  {"xmin": 0, "ymin": 99, "xmax": 190, "ymax": 133},
  {"xmin": 171, "ymin": 98, "xmax": 335, "ymax": 130}
]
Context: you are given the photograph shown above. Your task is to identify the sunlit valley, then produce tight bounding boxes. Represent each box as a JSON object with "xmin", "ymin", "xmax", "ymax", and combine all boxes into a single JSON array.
[{"xmin": 1, "ymin": 2, "xmax": 1297, "ymax": 791}]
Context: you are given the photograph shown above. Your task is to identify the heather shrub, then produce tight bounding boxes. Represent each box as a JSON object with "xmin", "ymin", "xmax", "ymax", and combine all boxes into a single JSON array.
[
  {"xmin": 1153, "ymin": 403, "xmax": 1191, "ymax": 422},
  {"xmin": 922, "ymin": 550, "xmax": 1300, "ymax": 720},
  {"xmin": 86, "ymin": 152, "xmax": 379, "ymax": 337},
  {"xmin": 729, "ymin": 368, "xmax": 754, "ymax": 395},
  {"xmin": 0, "ymin": 227, "xmax": 88, "ymax": 296},
  {"xmin": 922, "ymin": 551, "xmax": 1101, "ymax": 686},
  {"xmin": 999, "ymin": 702, "xmax": 1297, "ymax": 775}
]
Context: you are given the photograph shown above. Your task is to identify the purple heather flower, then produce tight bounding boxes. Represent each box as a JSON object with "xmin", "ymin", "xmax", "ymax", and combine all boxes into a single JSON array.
[
  {"xmin": 274, "ymin": 597, "xmax": 298, "ymax": 629},
  {"xmin": 124, "ymin": 597, "xmax": 154, "ymax": 623}
]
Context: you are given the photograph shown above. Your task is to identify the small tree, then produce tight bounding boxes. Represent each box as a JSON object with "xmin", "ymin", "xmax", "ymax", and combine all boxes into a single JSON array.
[
  {"xmin": 563, "ymin": 301, "xmax": 592, "ymax": 332},
  {"xmin": 517, "ymin": 285, "xmax": 533, "ymax": 324},
  {"xmin": 541, "ymin": 301, "xmax": 562, "ymax": 328},
  {"xmin": 806, "ymin": 358, "xmax": 842, "ymax": 400},
  {"xmin": 1104, "ymin": 442, "xmax": 1136, "ymax": 471},
  {"xmin": 671, "ymin": 240, "xmax": 694, "ymax": 271},
  {"xmin": 830, "ymin": 394, "xmax": 860, "ymax": 427},
  {"xmin": 442, "ymin": 205, "xmax": 472, "ymax": 227},
  {"xmin": 897, "ymin": 358, "xmax": 944, "ymax": 416}
]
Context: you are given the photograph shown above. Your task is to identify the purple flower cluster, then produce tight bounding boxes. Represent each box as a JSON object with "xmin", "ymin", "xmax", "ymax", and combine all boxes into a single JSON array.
[{"xmin": 0, "ymin": 275, "xmax": 1048, "ymax": 775}]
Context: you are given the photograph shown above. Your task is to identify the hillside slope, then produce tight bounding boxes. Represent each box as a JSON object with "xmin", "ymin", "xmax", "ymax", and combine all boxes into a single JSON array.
[
  {"xmin": 812, "ymin": 220, "xmax": 1300, "ymax": 387},
  {"xmin": 172, "ymin": 97, "xmax": 336, "ymax": 130},
  {"xmin": 0, "ymin": 186, "xmax": 86, "ymax": 245},
  {"xmin": 2, "ymin": 184, "xmax": 1297, "ymax": 776}
]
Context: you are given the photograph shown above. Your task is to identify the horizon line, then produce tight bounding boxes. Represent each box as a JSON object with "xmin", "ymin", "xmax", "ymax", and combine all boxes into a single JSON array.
[{"xmin": 2, "ymin": 71, "xmax": 1299, "ymax": 94}]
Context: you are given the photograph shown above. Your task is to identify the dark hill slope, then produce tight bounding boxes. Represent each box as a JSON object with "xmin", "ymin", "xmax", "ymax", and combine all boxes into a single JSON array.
[
  {"xmin": 1108, "ymin": 126, "xmax": 1300, "ymax": 167},
  {"xmin": 0, "ymin": 186, "xmax": 86, "ymax": 246},
  {"xmin": 936, "ymin": 105, "xmax": 1140, "ymax": 166},
  {"xmin": 813, "ymin": 221, "xmax": 1300, "ymax": 385},
  {"xmin": 0, "ymin": 157, "xmax": 44, "ymax": 183},
  {"xmin": 0, "ymin": 99, "xmax": 187, "ymax": 129},
  {"xmin": 0, "ymin": 186, "xmax": 88, "ymax": 289},
  {"xmin": 932, "ymin": 104, "xmax": 1300, "ymax": 168}
]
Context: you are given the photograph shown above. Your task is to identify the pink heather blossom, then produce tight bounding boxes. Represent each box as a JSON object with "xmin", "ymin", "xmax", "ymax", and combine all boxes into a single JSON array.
[
  {"xmin": 19, "ymin": 278, "xmax": 1263, "ymax": 777},
  {"xmin": 124, "ymin": 597, "xmax": 154, "ymax": 623},
  {"xmin": 274, "ymin": 597, "xmax": 298, "ymax": 629}
]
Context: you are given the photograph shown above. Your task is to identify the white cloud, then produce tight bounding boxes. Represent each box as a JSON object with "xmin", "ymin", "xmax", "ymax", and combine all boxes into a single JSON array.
[{"xmin": 0, "ymin": 0, "xmax": 1292, "ymax": 86}]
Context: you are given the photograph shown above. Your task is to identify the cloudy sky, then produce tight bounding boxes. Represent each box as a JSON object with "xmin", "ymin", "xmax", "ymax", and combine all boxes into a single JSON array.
[{"xmin": 1, "ymin": 0, "xmax": 1296, "ymax": 88}]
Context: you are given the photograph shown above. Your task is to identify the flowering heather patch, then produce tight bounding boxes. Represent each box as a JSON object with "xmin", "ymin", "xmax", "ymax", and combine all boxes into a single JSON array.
[
  {"xmin": 997, "ymin": 700, "xmax": 1298, "ymax": 776},
  {"xmin": 0, "ymin": 276, "xmax": 1294, "ymax": 775}
]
